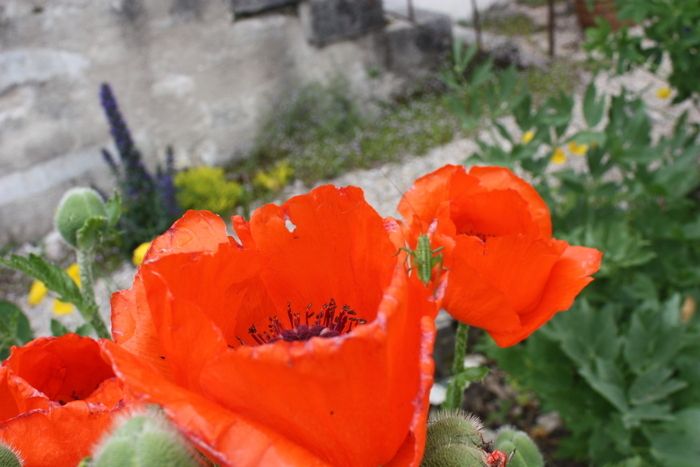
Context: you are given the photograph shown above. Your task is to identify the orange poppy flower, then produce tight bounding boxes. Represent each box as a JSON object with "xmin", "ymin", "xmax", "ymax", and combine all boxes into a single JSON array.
[
  {"xmin": 398, "ymin": 164, "xmax": 602, "ymax": 347},
  {"xmin": 104, "ymin": 185, "xmax": 440, "ymax": 466},
  {"xmin": 0, "ymin": 334, "xmax": 127, "ymax": 467}
]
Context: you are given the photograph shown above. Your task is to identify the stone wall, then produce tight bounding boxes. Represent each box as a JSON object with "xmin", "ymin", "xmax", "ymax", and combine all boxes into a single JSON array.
[{"xmin": 0, "ymin": 0, "xmax": 451, "ymax": 243}]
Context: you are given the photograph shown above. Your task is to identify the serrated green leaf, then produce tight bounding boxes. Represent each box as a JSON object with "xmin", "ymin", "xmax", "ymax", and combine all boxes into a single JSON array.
[
  {"xmin": 547, "ymin": 300, "xmax": 620, "ymax": 366},
  {"xmin": 579, "ymin": 358, "xmax": 628, "ymax": 412},
  {"xmin": 0, "ymin": 254, "xmax": 84, "ymax": 308},
  {"xmin": 622, "ymin": 403, "xmax": 674, "ymax": 428},
  {"xmin": 646, "ymin": 408, "xmax": 700, "ymax": 467},
  {"xmin": 624, "ymin": 298, "xmax": 684, "ymax": 374}
]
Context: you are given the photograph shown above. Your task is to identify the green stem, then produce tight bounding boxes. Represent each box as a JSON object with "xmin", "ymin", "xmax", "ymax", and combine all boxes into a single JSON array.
[
  {"xmin": 445, "ymin": 323, "xmax": 470, "ymax": 410},
  {"xmin": 76, "ymin": 248, "xmax": 109, "ymax": 338}
]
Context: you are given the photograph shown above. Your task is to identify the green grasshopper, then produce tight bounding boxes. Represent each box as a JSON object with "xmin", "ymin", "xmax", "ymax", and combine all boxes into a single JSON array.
[
  {"xmin": 400, "ymin": 234, "xmax": 444, "ymax": 285},
  {"xmin": 380, "ymin": 169, "xmax": 445, "ymax": 285}
]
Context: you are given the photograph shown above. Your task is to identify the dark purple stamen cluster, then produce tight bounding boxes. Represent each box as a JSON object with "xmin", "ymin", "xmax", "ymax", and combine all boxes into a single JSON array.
[{"xmin": 246, "ymin": 299, "xmax": 367, "ymax": 345}]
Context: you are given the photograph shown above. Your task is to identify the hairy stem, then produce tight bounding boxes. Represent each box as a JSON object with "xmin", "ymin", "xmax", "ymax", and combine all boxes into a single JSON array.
[
  {"xmin": 76, "ymin": 248, "xmax": 109, "ymax": 338},
  {"xmin": 445, "ymin": 322, "xmax": 470, "ymax": 409}
]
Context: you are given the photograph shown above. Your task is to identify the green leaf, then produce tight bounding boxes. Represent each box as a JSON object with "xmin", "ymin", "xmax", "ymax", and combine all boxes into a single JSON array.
[
  {"xmin": 579, "ymin": 358, "xmax": 628, "ymax": 412},
  {"xmin": 442, "ymin": 366, "xmax": 489, "ymax": 410},
  {"xmin": 453, "ymin": 366, "xmax": 489, "ymax": 385},
  {"xmin": 569, "ymin": 130, "xmax": 606, "ymax": 146},
  {"xmin": 105, "ymin": 192, "xmax": 122, "ymax": 228},
  {"xmin": 546, "ymin": 300, "xmax": 621, "ymax": 366},
  {"xmin": 646, "ymin": 408, "xmax": 700, "ymax": 467},
  {"xmin": 75, "ymin": 323, "xmax": 94, "ymax": 337},
  {"xmin": 50, "ymin": 319, "xmax": 71, "ymax": 337},
  {"xmin": 622, "ymin": 403, "xmax": 674, "ymax": 428},
  {"xmin": 629, "ymin": 367, "xmax": 687, "ymax": 405},
  {"xmin": 624, "ymin": 297, "xmax": 684, "ymax": 374},
  {"xmin": 76, "ymin": 216, "xmax": 108, "ymax": 252},
  {"xmin": 0, "ymin": 300, "xmax": 33, "ymax": 359},
  {"xmin": 0, "ymin": 254, "xmax": 84, "ymax": 308},
  {"xmin": 494, "ymin": 121, "xmax": 513, "ymax": 144},
  {"xmin": 583, "ymin": 81, "xmax": 606, "ymax": 127},
  {"xmin": 652, "ymin": 148, "xmax": 700, "ymax": 199}
]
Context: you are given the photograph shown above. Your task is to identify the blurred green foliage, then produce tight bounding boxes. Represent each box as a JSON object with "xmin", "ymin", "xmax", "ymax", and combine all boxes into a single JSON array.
[
  {"xmin": 245, "ymin": 80, "xmax": 459, "ymax": 184},
  {"xmin": 445, "ymin": 44, "xmax": 700, "ymax": 466},
  {"xmin": 174, "ymin": 167, "xmax": 244, "ymax": 216},
  {"xmin": 585, "ymin": 0, "xmax": 700, "ymax": 103},
  {"xmin": 0, "ymin": 300, "xmax": 33, "ymax": 360}
]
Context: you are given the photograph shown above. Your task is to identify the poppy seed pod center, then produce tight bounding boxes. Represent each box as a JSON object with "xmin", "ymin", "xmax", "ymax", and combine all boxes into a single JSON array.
[{"xmin": 244, "ymin": 299, "xmax": 367, "ymax": 345}]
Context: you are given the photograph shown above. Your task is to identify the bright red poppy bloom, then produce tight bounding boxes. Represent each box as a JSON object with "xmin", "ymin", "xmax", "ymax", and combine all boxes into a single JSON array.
[
  {"xmin": 398, "ymin": 164, "xmax": 602, "ymax": 347},
  {"xmin": 104, "ymin": 185, "xmax": 439, "ymax": 466},
  {"xmin": 0, "ymin": 334, "xmax": 127, "ymax": 467}
]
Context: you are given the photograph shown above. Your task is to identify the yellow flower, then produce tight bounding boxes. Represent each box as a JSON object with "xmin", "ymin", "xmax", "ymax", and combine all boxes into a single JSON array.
[
  {"xmin": 656, "ymin": 86, "xmax": 671, "ymax": 100},
  {"xmin": 27, "ymin": 280, "xmax": 48, "ymax": 306},
  {"xmin": 567, "ymin": 141, "xmax": 589, "ymax": 156},
  {"xmin": 253, "ymin": 161, "xmax": 294, "ymax": 192},
  {"xmin": 52, "ymin": 300, "xmax": 74, "ymax": 316},
  {"xmin": 27, "ymin": 263, "xmax": 81, "ymax": 315},
  {"xmin": 132, "ymin": 242, "xmax": 152, "ymax": 266},
  {"xmin": 65, "ymin": 263, "xmax": 81, "ymax": 286},
  {"xmin": 521, "ymin": 130, "xmax": 535, "ymax": 144},
  {"xmin": 51, "ymin": 263, "xmax": 81, "ymax": 316},
  {"xmin": 550, "ymin": 147, "xmax": 567, "ymax": 165}
]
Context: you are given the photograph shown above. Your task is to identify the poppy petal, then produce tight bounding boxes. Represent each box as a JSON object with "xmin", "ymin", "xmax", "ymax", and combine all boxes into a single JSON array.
[
  {"xmin": 0, "ymin": 402, "xmax": 121, "ymax": 467},
  {"xmin": 241, "ymin": 185, "xmax": 397, "ymax": 323},
  {"xmin": 103, "ymin": 342, "xmax": 328, "ymax": 467},
  {"xmin": 108, "ymin": 185, "xmax": 437, "ymax": 465},
  {"xmin": 468, "ymin": 166, "xmax": 552, "ymax": 237},
  {"xmin": 490, "ymin": 245, "xmax": 603, "ymax": 346},
  {"xmin": 199, "ymin": 266, "xmax": 436, "ymax": 466},
  {"xmin": 148, "ymin": 210, "xmax": 231, "ymax": 261},
  {"xmin": 397, "ymin": 165, "xmax": 467, "ymax": 231},
  {"xmin": 4, "ymin": 335, "xmax": 115, "ymax": 405},
  {"xmin": 0, "ymin": 367, "xmax": 49, "ymax": 423}
]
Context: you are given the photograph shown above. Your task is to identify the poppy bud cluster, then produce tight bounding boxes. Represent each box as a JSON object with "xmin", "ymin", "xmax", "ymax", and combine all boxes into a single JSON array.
[{"xmin": 423, "ymin": 411, "xmax": 543, "ymax": 467}]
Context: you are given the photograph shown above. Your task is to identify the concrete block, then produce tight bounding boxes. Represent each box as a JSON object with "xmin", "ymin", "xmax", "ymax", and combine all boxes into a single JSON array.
[
  {"xmin": 231, "ymin": 0, "xmax": 298, "ymax": 15},
  {"xmin": 300, "ymin": 0, "xmax": 385, "ymax": 47},
  {"xmin": 383, "ymin": 8, "xmax": 452, "ymax": 76}
]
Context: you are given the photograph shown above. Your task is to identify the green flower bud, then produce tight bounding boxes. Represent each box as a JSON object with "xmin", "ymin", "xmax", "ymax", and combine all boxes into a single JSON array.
[
  {"xmin": 54, "ymin": 188, "xmax": 106, "ymax": 247},
  {"xmin": 422, "ymin": 444, "xmax": 487, "ymax": 467},
  {"xmin": 92, "ymin": 409, "xmax": 198, "ymax": 467},
  {"xmin": 0, "ymin": 442, "xmax": 22, "ymax": 467},
  {"xmin": 426, "ymin": 410, "xmax": 485, "ymax": 450},
  {"xmin": 494, "ymin": 427, "xmax": 544, "ymax": 467}
]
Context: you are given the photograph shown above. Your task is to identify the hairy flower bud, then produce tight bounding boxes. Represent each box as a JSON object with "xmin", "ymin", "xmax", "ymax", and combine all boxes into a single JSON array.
[
  {"xmin": 422, "ymin": 444, "xmax": 487, "ymax": 467},
  {"xmin": 494, "ymin": 427, "xmax": 544, "ymax": 467},
  {"xmin": 54, "ymin": 188, "xmax": 106, "ymax": 247},
  {"xmin": 92, "ymin": 410, "xmax": 198, "ymax": 467},
  {"xmin": 0, "ymin": 442, "xmax": 22, "ymax": 467},
  {"xmin": 426, "ymin": 410, "xmax": 484, "ymax": 450}
]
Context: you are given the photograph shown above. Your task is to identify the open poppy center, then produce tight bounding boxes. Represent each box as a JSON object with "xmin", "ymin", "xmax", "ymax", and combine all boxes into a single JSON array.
[{"xmin": 245, "ymin": 299, "xmax": 367, "ymax": 345}]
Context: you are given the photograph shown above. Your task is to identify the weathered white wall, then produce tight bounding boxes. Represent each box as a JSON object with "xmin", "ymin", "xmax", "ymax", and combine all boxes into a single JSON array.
[{"xmin": 0, "ymin": 0, "xmax": 448, "ymax": 242}]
